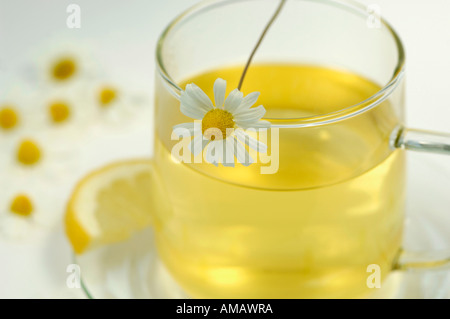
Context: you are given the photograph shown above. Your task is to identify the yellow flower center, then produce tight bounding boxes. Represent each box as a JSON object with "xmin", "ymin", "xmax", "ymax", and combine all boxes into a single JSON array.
[
  {"xmin": 202, "ymin": 109, "xmax": 235, "ymax": 140},
  {"xmin": 10, "ymin": 194, "xmax": 33, "ymax": 217},
  {"xmin": 0, "ymin": 107, "xmax": 19, "ymax": 130},
  {"xmin": 17, "ymin": 139, "xmax": 41, "ymax": 165},
  {"xmin": 99, "ymin": 87, "xmax": 117, "ymax": 107},
  {"xmin": 49, "ymin": 101, "xmax": 71, "ymax": 123},
  {"xmin": 52, "ymin": 58, "xmax": 77, "ymax": 81}
]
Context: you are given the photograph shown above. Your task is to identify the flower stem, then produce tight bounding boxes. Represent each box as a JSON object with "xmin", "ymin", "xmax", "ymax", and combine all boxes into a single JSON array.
[{"xmin": 237, "ymin": 0, "xmax": 287, "ymax": 91}]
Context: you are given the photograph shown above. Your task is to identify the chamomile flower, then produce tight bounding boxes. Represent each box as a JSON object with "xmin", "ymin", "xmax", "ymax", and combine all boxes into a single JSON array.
[
  {"xmin": 0, "ymin": 181, "xmax": 55, "ymax": 239},
  {"xmin": 0, "ymin": 181, "xmax": 40, "ymax": 240},
  {"xmin": 94, "ymin": 82, "xmax": 125, "ymax": 124},
  {"xmin": 89, "ymin": 79, "xmax": 150, "ymax": 127},
  {"xmin": 3, "ymin": 126, "xmax": 79, "ymax": 186},
  {"xmin": 0, "ymin": 192, "xmax": 36, "ymax": 239},
  {"xmin": 172, "ymin": 78, "xmax": 270, "ymax": 166},
  {"xmin": 38, "ymin": 84, "xmax": 96, "ymax": 143},
  {"xmin": 26, "ymin": 41, "xmax": 101, "ymax": 88}
]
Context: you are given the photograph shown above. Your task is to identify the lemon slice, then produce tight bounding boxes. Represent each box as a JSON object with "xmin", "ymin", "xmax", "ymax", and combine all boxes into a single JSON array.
[{"xmin": 65, "ymin": 160, "xmax": 164, "ymax": 254}]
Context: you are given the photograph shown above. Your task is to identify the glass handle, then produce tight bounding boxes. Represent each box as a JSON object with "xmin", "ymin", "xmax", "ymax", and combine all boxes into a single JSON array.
[
  {"xmin": 390, "ymin": 126, "xmax": 450, "ymax": 271},
  {"xmin": 393, "ymin": 127, "xmax": 450, "ymax": 155}
]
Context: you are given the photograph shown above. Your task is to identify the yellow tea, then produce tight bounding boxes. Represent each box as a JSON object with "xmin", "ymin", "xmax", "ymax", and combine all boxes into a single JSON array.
[{"xmin": 153, "ymin": 64, "xmax": 405, "ymax": 298}]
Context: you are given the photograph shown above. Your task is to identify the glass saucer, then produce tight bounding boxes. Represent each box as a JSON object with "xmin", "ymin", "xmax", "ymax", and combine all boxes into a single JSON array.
[
  {"xmin": 74, "ymin": 151, "xmax": 450, "ymax": 299},
  {"xmin": 75, "ymin": 227, "xmax": 188, "ymax": 299}
]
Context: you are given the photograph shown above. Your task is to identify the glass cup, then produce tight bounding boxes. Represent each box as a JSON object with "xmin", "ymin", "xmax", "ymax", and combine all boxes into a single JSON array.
[{"xmin": 153, "ymin": 0, "xmax": 450, "ymax": 298}]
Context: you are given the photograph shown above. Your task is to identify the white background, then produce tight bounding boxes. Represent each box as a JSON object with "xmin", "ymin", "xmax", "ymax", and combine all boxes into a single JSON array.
[{"xmin": 0, "ymin": 0, "xmax": 449, "ymax": 298}]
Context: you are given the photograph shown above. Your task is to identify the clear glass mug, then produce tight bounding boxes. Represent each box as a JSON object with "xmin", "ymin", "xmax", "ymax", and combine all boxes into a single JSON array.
[{"xmin": 152, "ymin": 0, "xmax": 450, "ymax": 298}]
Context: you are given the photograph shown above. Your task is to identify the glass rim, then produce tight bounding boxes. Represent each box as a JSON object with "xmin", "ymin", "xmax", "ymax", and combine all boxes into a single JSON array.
[{"xmin": 155, "ymin": 0, "xmax": 406, "ymax": 128}]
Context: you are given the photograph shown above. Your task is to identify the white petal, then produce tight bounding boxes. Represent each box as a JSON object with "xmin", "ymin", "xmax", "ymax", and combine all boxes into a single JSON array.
[
  {"xmin": 235, "ymin": 137, "xmax": 253, "ymax": 166},
  {"xmin": 233, "ymin": 105, "xmax": 266, "ymax": 124},
  {"xmin": 189, "ymin": 134, "xmax": 207, "ymax": 156},
  {"xmin": 213, "ymin": 78, "xmax": 227, "ymax": 108},
  {"xmin": 235, "ymin": 129, "xmax": 268, "ymax": 153},
  {"xmin": 181, "ymin": 91, "xmax": 210, "ymax": 113},
  {"xmin": 180, "ymin": 92, "xmax": 208, "ymax": 119},
  {"xmin": 185, "ymin": 83, "xmax": 214, "ymax": 111},
  {"xmin": 233, "ymin": 92, "xmax": 260, "ymax": 114},
  {"xmin": 172, "ymin": 122, "xmax": 195, "ymax": 137},
  {"xmin": 223, "ymin": 89, "xmax": 244, "ymax": 113}
]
